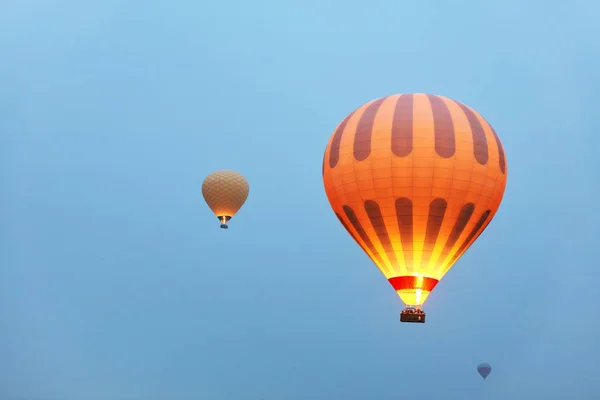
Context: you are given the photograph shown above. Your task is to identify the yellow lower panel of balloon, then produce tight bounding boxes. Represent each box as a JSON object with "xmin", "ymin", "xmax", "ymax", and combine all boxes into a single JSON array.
[{"xmin": 397, "ymin": 289, "xmax": 432, "ymax": 307}]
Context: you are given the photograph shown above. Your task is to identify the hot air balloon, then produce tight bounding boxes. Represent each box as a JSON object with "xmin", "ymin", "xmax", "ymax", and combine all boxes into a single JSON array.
[
  {"xmin": 322, "ymin": 94, "xmax": 507, "ymax": 323},
  {"xmin": 477, "ymin": 363, "xmax": 492, "ymax": 380},
  {"xmin": 202, "ymin": 170, "xmax": 249, "ymax": 229}
]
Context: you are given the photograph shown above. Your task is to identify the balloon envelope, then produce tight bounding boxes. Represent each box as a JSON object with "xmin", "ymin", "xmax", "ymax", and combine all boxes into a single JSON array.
[
  {"xmin": 202, "ymin": 170, "xmax": 249, "ymax": 228},
  {"xmin": 477, "ymin": 363, "xmax": 492, "ymax": 379},
  {"xmin": 322, "ymin": 93, "xmax": 507, "ymax": 308}
]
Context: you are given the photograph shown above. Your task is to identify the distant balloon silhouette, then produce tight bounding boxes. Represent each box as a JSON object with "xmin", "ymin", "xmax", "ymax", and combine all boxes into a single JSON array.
[
  {"xmin": 202, "ymin": 170, "xmax": 249, "ymax": 229},
  {"xmin": 477, "ymin": 362, "xmax": 492, "ymax": 380},
  {"xmin": 322, "ymin": 93, "xmax": 508, "ymax": 323}
]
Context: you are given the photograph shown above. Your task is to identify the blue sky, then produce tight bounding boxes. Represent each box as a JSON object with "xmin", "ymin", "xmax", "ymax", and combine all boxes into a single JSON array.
[{"xmin": 1, "ymin": 0, "xmax": 599, "ymax": 399}]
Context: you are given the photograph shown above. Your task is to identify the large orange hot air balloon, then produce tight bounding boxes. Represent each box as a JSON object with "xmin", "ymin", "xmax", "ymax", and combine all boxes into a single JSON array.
[
  {"xmin": 202, "ymin": 170, "xmax": 249, "ymax": 229},
  {"xmin": 322, "ymin": 94, "xmax": 507, "ymax": 323}
]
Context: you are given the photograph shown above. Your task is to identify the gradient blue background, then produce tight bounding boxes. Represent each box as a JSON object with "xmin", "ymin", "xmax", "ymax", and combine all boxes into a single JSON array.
[{"xmin": 2, "ymin": 0, "xmax": 599, "ymax": 399}]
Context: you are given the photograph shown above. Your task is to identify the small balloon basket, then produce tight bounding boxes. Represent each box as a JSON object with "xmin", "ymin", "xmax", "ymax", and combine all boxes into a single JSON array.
[{"xmin": 400, "ymin": 307, "xmax": 426, "ymax": 323}]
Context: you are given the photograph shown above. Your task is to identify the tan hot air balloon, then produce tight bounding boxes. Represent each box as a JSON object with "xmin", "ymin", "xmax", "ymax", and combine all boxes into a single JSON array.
[{"xmin": 202, "ymin": 170, "xmax": 249, "ymax": 229}]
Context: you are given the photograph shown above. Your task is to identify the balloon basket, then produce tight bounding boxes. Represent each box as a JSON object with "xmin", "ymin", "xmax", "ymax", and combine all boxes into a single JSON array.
[
  {"xmin": 220, "ymin": 224, "xmax": 229, "ymax": 229},
  {"xmin": 400, "ymin": 308, "xmax": 426, "ymax": 323}
]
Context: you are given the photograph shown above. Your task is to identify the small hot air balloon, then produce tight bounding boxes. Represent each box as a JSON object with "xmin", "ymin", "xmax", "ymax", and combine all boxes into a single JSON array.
[
  {"xmin": 322, "ymin": 94, "xmax": 507, "ymax": 323},
  {"xmin": 202, "ymin": 170, "xmax": 249, "ymax": 229},
  {"xmin": 477, "ymin": 363, "xmax": 492, "ymax": 380}
]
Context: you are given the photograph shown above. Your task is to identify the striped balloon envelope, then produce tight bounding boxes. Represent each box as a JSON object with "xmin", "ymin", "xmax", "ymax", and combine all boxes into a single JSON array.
[{"xmin": 322, "ymin": 93, "xmax": 507, "ymax": 320}]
